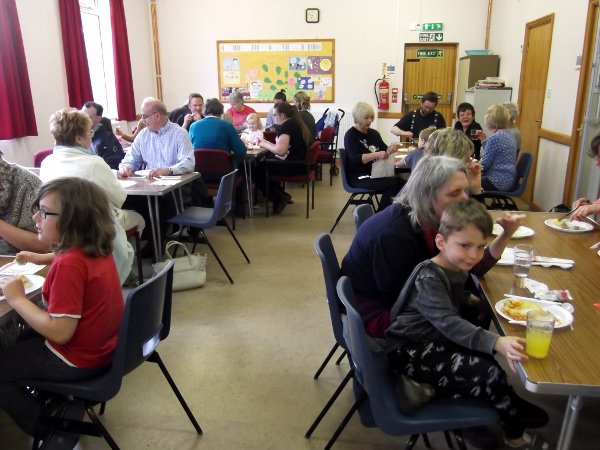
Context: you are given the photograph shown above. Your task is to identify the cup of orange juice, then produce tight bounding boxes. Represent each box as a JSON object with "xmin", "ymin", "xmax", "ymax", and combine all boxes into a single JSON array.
[{"xmin": 525, "ymin": 310, "xmax": 556, "ymax": 358}]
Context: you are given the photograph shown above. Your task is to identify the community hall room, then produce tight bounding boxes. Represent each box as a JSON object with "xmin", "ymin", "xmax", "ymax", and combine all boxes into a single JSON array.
[{"xmin": 1, "ymin": 0, "xmax": 600, "ymax": 449}]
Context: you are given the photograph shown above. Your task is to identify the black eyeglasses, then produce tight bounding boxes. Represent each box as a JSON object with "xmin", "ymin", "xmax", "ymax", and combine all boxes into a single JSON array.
[
  {"xmin": 34, "ymin": 207, "xmax": 59, "ymax": 219},
  {"xmin": 140, "ymin": 111, "xmax": 158, "ymax": 120}
]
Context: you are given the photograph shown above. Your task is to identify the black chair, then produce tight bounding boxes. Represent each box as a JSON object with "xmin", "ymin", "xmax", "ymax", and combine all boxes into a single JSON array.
[
  {"xmin": 168, "ymin": 170, "xmax": 250, "ymax": 284},
  {"xmin": 329, "ymin": 148, "xmax": 378, "ymax": 233},
  {"xmin": 353, "ymin": 204, "xmax": 375, "ymax": 231},
  {"xmin": 20, "ymin": 261, "xmax": 203, "ymax": 450},
  {"xmin": 305, "ymin": 234, "xmax": 354, "ymax": 438},
  {"xmin": 332, "ymin": 276, "xmax": 499, "ymax": 450},
  {"xmin": 484, "ymin": 152, "xmax": 534, "ymax": 211}
]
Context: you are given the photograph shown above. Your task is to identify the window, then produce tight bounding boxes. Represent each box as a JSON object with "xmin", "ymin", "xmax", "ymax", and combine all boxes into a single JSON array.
[{"xmin": 79, "ymin": 0, "xmax": 117, "ymax": 118}]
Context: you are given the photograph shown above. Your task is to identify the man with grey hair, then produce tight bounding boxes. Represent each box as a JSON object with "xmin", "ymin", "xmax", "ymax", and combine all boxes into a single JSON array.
[
  {"xmin": 501, "ymin": 101, "xmax": 522, "ymax": 154},
  {"xmin": 119, "ymin": 98, "xmax": 200, "ymax": 251}
]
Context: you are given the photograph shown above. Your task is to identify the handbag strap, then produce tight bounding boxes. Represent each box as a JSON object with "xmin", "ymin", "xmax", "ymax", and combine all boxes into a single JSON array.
[{"xmin": 164, "ymin": 241, "xmax": 193, "ymax": 264}]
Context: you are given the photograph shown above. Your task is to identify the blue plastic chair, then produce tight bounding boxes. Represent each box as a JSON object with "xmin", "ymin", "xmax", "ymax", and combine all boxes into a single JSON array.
[
  {"xmin": 20, "ymin": 262, "xmax": 203, "ymax": 450},
  {"xmin": 332, "ymin": 276, "xmax": 499, "ymax": 450},
  {"xmin": 168, "ymin": 170, "xmax": 250, "ymax": 284},
  {"xmin": 330, "ymin": 148, "xmax": 378, "ymax": 233},
  {"xmin": 484, "ymin": 152, "xmax": 534, "ymax": 211},
  {"xmin": 353, "ymin": 204, "xmax": 375, "ymax": 231},
  {"xmin": 305, "ymin": 234, "xmax": 354, "ymax": 438}
]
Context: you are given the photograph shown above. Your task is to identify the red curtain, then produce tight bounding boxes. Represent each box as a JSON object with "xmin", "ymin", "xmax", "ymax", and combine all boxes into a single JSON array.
[
  {"xmin": 59, "ymin": 0, "xmax": 93, "ymax": 108},
  {"xmin": 0, "ymin": 0, "xmax": 37, "ymax": 140},
  {"xmin": 109, "ymin": 0, "xmax": 136, "ymax": 121}
]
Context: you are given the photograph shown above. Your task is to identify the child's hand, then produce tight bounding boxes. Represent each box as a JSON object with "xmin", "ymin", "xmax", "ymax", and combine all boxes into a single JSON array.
[
  {"xmin": 493, "ymin": 336, "xmax": 528, "ymax": 373},
  {"xmin": 15, "ymin": 251, "xmax": 56, "ymax": 266},
  {"xmin": 495, "ymin": 213, "xmax": 522, "ymax": 238},
  {"xmin": 0, "ymin": 276, "xmax": 26, "ymax": 303}
]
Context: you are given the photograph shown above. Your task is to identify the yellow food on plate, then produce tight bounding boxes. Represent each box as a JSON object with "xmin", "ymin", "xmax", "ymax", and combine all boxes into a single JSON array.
[
  {"xmin": 553, "ymin": 219, "xmax": 580, "ymax": 230},
  {"xmin": 501, "ymin": 299, "xmax": 543, "ymax": 321},
  {"xmin": 14, "ymin": 274, "xmax": 31, "ymax": 288}
]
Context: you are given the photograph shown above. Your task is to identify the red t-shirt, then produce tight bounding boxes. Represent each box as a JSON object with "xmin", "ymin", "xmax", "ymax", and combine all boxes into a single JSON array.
[
  {"xmin": 43, "ymin": 247, "xmax": 124, "ymax": 369},
  {"xmin": 226, "ymin": 105, "xmax": 256, "ymax": 128}
]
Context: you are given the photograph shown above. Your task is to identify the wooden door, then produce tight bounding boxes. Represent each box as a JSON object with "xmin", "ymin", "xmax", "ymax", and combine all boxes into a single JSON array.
[
  {"xmin": 518, "ymin": 15, "xmax": 554, "ymax": 204},
  {"xmin": 402, "ymin": 43, "xmax": 458, "ymax": 127},
  {"xmin": 564, "ymin": 0, "xmax": 599, "ymax": 204}
]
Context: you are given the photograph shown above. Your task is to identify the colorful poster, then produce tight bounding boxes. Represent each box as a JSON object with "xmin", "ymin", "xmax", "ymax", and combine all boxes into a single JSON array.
[
  {"xmin": 307, "ymin": 56, "xmax": 332, "ymax": 75},
  {"xmin": 223, "ymin": 71, "xmax": 240, "ymax": 84},
  {"xmin": 298, "ymin": 77, "xmax": 314, "ymax": 90},
  {"xmin": 289, "ymin": 57, "xmax": 306, "ymax": 70}
]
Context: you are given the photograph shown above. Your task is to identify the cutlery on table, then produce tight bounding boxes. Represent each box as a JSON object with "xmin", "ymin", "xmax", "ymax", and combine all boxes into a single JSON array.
[
  {"xmin": 556, "ymin": 210, "xmax": 574, "ymax": 221},
  {"xmin": 591, "ymin": 241, "xmax": 600, "ymax": 249}
]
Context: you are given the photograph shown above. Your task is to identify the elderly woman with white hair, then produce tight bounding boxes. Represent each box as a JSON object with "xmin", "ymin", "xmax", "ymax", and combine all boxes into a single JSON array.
[
  {"xmin": 501, "ymin": 101, "xmax": 522, "ymax": 154},
  {"xmin": 226, "ymin": 91, "xmax": 256, "ymax": 132},
  {"xmin": 480, "ymin": 104, "xmax": 518, "ymax": 191},
  {"xmin": 343, "ymin": 102, "xmax": 404, "ymax": 211},
  {"xmin": 340, "ymin": 155, "xmax": 521, "ymax": 338}
]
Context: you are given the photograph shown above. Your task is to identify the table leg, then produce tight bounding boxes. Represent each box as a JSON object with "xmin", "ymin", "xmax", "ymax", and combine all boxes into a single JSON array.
[
  {"xmin": 244, "ymin": 159, "xmax": 253, "ymax": 218},
  {"xmin": 556, "ymin": 395, "xmax": 583, "ymax": 450},
  {"xmin": 146, "ymin": 196, "xmax": 159, "ymax": 263},
  {"xmin": 154, "ymin": 196, "xmax": 162, "ymax": 259}
]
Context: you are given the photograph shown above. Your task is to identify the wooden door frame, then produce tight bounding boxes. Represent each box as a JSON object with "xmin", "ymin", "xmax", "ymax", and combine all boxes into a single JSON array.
[
  {"xmin": 563, "ymin": 0, "xmax": 599, "ymax": 204},
  {"xmin": 516, "ymin": 13, "xmax": 554, "ymax": 205}
]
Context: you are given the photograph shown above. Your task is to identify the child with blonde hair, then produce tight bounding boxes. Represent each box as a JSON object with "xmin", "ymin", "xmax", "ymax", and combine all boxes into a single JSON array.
[{"xmin": 241, "ymin": 113, "xmax": 264, "ymax": 146}]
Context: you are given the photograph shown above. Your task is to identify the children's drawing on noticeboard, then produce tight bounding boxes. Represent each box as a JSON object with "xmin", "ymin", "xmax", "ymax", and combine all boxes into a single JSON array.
[
  {"xmin": 289, "ymin": 57, "xmax": 306, "ymax": 71},
  {"xmin": 218, "ymin": 40, "xmax": 334, "ymax": 102}
]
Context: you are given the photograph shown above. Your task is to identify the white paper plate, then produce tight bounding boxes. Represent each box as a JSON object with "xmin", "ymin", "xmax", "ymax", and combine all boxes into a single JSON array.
[
  {"xmin": 495, "ymin": 299, "xmax": 573, "ymax": 328},
  {"xmin": 0, "ymin": 274, "xmax": 45, "ymax": 301},
  {"xmin": 493, "ymin": 224, "xmax": 534, "ymax": 238},
  {"xmin": 544, "ymin": 219, "xmax": 593, "ymax": 233},
  {"xmin": 134, "ymin": 170, "xmax": 151, "ymax": 177}
]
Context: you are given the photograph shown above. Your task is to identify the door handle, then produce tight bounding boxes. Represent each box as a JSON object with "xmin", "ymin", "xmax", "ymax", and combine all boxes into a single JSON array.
[{"xmin": 436, "ymin": 92, "xmax": 453, "ymax": 105}]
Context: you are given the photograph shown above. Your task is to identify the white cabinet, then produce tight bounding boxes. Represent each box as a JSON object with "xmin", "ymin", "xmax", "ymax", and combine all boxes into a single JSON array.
[{"xmin": 464, "ymin": 88, "xmax": 512, "ymax": 136}]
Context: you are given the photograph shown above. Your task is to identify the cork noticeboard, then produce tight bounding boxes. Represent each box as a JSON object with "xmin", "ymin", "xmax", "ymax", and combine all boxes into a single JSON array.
[{"xmin": 217, "ymin": 39, "xmax": 335, "ymax": 103}]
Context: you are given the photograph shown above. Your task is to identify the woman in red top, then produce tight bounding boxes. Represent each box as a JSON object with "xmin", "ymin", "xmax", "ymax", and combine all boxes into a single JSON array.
[
  {"xmin": 226, "ymin": 91, "xmax": 256, "ymax": 132},
  {"xmin": 0, "ymin": 177, "xmax": 124, "ymax": 439}
]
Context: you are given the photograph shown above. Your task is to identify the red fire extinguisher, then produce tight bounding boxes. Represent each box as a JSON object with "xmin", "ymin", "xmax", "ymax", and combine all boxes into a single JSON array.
[{"xmin": 374, "ymin": 77, "xmax": 390, "ymax": 110}]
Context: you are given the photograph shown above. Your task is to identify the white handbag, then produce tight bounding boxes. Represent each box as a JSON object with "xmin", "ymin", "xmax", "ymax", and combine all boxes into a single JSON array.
[
  {"xmin": 153, "ymin": 241, "xmax": 207, "ymax": 291},
  {"xmin": 370, "ymin": 157, "xmax": 395, "ymax": 178}
]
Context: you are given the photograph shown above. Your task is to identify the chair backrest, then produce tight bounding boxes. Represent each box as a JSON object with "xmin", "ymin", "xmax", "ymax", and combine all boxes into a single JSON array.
[
  {"xmin": 337, "ymin": 276, "xmax": 403, "ymax": 433},
  {"xmin": 194, "ymin": 149, "xmax": 235, "ymax": 175},
  {"xmin": 263, "ymin": 131, "xmax": 277, "ymax": 144},
  {"xmin": 353, "ymin": 204, "xmax": 375, "ymax": 230},
  {"xmin": 314, "ymin": 234, "xmax": 348, "ymax": 352},
  {"xmin": 33, "ymin": 148, "xmax": 53, "ymax": 168},
  {"xmin": 100, "ymin": 117, "xmax": 113, "ymax": 133},
  {"xmin": 320, "ymin": 127, "xmax": 335, "ymax": 143},
  {"xmin": 101, "ymin": 261, "xmax": 174, "ymax": 399},
  {"xmin": 306, "ymin": 140, "xmax": 321, "ymax": 165},
  {"xmin": 210, "ymin": 170, "xmax": 237, "ymax": 226},
  {"xmin": 510, "ymin": 152, "xmax": 534, "ymax": 195}
]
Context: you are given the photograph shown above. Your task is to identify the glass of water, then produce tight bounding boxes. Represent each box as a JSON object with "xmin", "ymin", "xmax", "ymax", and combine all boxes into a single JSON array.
[{"xmin": 513, "ymin": 245, "xmax": 534, "ymax": 278}]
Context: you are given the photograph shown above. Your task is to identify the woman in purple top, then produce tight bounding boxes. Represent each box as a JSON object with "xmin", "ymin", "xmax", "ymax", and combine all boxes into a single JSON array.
[{"xmin": 480, "ymin": 104, "xmax": 517, "ymax": 191}]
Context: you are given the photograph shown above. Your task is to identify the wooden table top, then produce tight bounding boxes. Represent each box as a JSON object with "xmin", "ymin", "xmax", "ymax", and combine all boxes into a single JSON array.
[
  {"xmin": 0, "ymin": 257, "xmax": 49, "ymax": 326},
  {"xmin": 479, "ymin": 212, "xmax": 600, "ymax": 396}
]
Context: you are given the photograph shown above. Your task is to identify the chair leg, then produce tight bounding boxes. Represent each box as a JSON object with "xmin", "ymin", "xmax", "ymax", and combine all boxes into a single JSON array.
[
  {"xmin": 265, "ymin": 167, "xmax": 270, "ymax": 218},
  {"xmin": 305, "ymin": 367, "xmax": 354, "ymax": 438},
  {"xmin": 324, "ymin": 390, "xmax": 367, "ymax": 450},
  {"xmin": 335, "ymin": 350, "xmax": 347, "ymax": 365},
  {"xmin": 330, "ymin": 197, "xmax": 354, "ymax": 233},
  {"xmin": 133, "ymin": 231, "xmax": 144, "ymax": 284},
  {"xmin": 402, "ymin": 434, "xmax": 420, "ymax": 450},
  {"xmin": 147, "ymin": 352, "xmax": 203, "ymax": 435},
  {"xmin": 314, "ymin": 343, "xmax": 339, "ymax": 379},
  {"xmin": 201, "ymin": 232, "xmax": 234, "ymax": 284},
  {"xmin": 222, "ymin": 220, "xmax": 250, "ymax": 263},
  {"xmin": 306, "ymin": 175, "xmax": 310, "ymax": 219},
  {"xmin": 444, "ymin": 430, "xmax": 454, "ymax": 448},
  {"xmin": 422, "ymin": 433, "xmax": 431, "ymax": 448},
  {"xmin": 312, "ymin": 178, "xmax": 315, "ymax": 209},
  {"xmin": 83, "ymin": 401, "xmax": 121, "ymax": 449},
  {"xmin": 453, "ymin": 429, "xmax": 468, "ymax": 450}
]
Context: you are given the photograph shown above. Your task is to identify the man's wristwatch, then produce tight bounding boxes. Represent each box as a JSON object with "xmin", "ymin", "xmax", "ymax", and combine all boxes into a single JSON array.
[{"xmin": 168, "ymin": 168, "xmax": 174, "ymax": 175}]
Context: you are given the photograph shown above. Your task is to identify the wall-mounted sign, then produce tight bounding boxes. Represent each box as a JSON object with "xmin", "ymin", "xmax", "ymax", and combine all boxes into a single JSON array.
[
  {"xmin": 413, "ymin": 94, "xmax": 443, "ymax": 100},
  {"xmin": 416, "ymin": 49, "xmax": 444, "ymax": 58},
  {"xmin": 419, "ymin": 33, "xmax": 444, "ymax": 42},
  {"xmin": 422, "ymin": 23, "xmax": 443, "ymax": 31}
]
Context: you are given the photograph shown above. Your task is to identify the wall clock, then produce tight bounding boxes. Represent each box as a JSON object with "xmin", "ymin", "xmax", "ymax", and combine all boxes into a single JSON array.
[{"xmin": 306, "ymin": 8, "xmax": 320, "ymax": 23}]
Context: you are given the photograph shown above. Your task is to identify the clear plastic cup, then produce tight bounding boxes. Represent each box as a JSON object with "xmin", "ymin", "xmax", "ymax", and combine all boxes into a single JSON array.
[
  {"xmin": 513, "ymin": 244, "xmax": 534, "ymax": 278},
  {"xmin": 526, "ymin": 310, "xmax": 556, "ymax": 358}
]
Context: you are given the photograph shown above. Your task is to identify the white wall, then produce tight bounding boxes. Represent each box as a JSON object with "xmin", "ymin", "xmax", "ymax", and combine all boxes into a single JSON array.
[{"xmin": 0, "ymin": 0, "xmax": 591, "ymax": 209}]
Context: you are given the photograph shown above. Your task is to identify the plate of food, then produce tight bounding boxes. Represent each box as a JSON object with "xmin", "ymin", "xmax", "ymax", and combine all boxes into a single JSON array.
[
  {"xmin": 492, "ymin": 224, "xmax": 534, "ymax": 238},
  {"xmin": 545, "ymin": 218, "xmax": 593, "ymax": 233},
  {"xmin": 495, "ymin": 298, "xmax": 573, "ymax": 328},
  {"xmin": 0, "ymin": 274, "xmax": 45, "ymax": 301}
]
